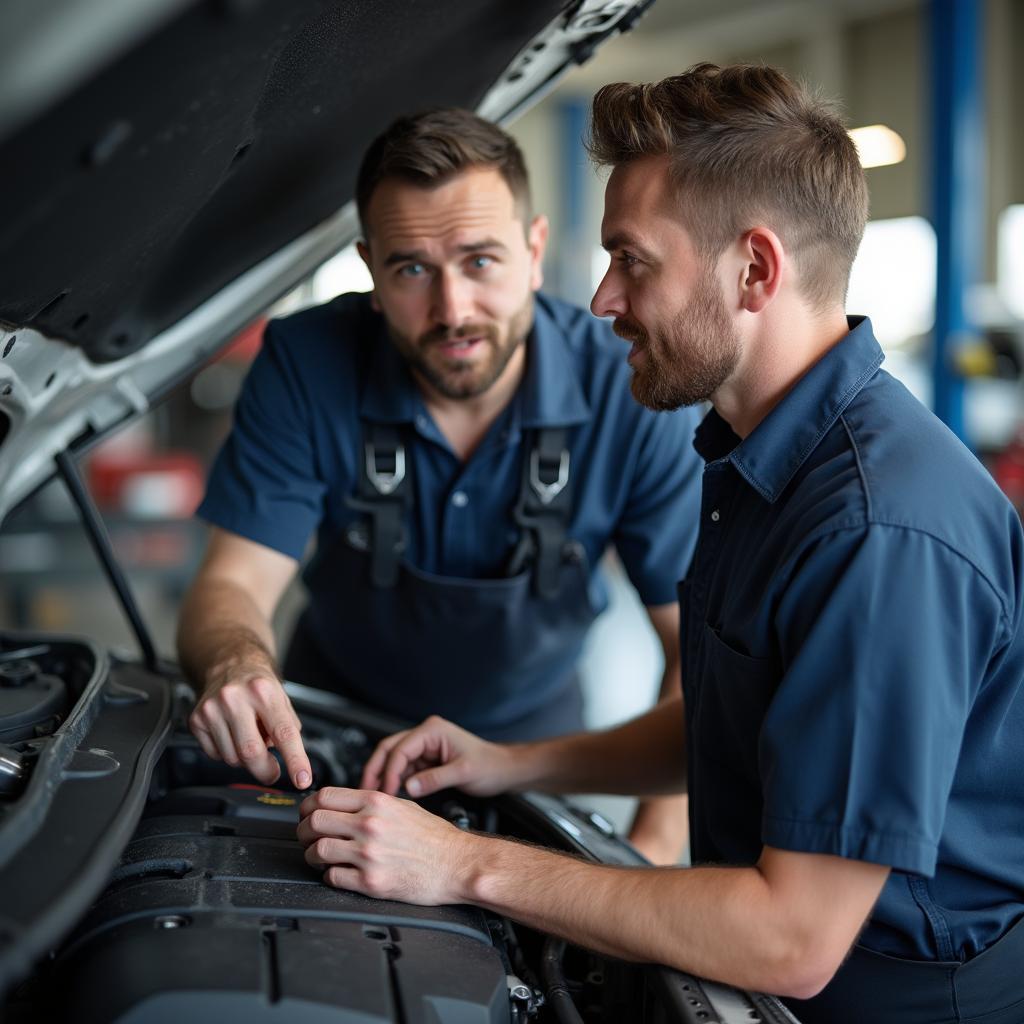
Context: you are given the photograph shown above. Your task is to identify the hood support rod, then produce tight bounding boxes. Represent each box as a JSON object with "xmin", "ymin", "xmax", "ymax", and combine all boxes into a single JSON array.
[{"xmin": 54, "ymin": 449, "xmax": 158, "ymax": 672}]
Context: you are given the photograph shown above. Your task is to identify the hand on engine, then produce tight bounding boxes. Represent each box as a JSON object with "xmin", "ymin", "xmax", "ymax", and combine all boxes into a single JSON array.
[
  {"xmin": 360, "ymin": 714, "xmax": 517, "ymax": 798},
  {"xmin": 297, "ymin": 786, "xmax": 479, "ymax": 904},
  {"xmin": 189, "ymin": 668, "xmax": 312, "ymax": 789}
]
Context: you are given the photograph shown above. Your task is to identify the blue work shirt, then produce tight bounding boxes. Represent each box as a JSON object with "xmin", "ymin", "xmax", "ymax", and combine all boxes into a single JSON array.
[
  {"xmin": 682, "ymin": 316, "xmax": 1024, "ymax": 964},
  {"xmin": 199, "ymin": 290, "xmax": 702, "ymax": 678}
]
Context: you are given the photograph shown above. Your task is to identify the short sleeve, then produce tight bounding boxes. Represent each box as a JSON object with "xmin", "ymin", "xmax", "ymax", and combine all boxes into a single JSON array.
[
  {"xmin": 613, "ymin": 405, "xmax": 703, "ymax": 606},
  {"xmin": 760, "ymin": 524, "xmax": 1006, "ymax": 876},
  {"xmin": 196, "ymin": 321, "xmax": 328, "ymax": 559}
]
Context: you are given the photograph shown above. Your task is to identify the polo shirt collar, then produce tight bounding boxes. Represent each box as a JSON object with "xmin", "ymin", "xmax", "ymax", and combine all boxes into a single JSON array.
[
  {"xmin": 358, "ymin": 296, "xmax": 591, "ymax": 429},
  {"xmin": 520, "ymin": 296, "xmax": 591, "ymax": 429},
  {"xmin": 694, "ymin": 316, "xmax": 884, "ymax": 503}
]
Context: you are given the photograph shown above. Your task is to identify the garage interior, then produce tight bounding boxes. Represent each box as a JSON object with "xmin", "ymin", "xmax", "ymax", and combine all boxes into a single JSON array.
[
  {"xmin": 0, "ymin": 2, "xmax": 1021, "ymax": 1021},
  {"xmin": 2, "ymin": 0, "xmax": 1020, "ymax": 831}
]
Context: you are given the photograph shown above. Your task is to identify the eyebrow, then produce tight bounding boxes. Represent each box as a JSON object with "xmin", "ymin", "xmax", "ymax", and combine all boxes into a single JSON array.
[
  {"xmin": 601, "ymin": 232, "xmax": 654, "ymax": 258},
  {"xmin": 383, "ymin": 238, "xmax": 509, "ymax": 267}
]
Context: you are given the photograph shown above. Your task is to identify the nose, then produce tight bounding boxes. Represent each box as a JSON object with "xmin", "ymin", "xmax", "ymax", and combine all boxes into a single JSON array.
[
  {"xmin": 432, "ymin": 269, "xmax": 474, "ymax": 329},
  {"xmin": 590, "ymin": 268, "xmax": 626, "ymax": 320}
]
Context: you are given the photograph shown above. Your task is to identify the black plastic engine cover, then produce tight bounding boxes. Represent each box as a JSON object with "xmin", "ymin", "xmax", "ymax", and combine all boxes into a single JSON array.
[{"xmin": 49, "ymin": 789, "xmax": 509, "ymax": 1023}]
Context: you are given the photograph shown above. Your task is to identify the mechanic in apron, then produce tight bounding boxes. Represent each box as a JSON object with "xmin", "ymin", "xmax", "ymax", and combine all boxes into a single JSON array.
[{"xmin": 284, "ymin": 420, "xmax": 596, "ymax": 742}]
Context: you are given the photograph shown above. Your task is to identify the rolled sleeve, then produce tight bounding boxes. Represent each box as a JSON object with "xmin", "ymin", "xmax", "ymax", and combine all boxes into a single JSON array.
[
  {"xmin": 197, "ymin": 321, "xmax": 327, "ymax": 559},
  {"xmin": 759, "ymin": 524, "xmax": 1003, "ymax": 877}
]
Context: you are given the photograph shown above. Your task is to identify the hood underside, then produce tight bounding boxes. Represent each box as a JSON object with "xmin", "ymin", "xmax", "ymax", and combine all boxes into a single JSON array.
[{"xmin": 0, "ymin": 0, "xmax": 652, "ymax": 522}]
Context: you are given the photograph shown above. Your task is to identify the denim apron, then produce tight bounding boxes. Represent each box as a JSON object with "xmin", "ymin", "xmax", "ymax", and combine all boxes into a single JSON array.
[{"xmin": 283, "ymin": 422, "xmax": 597, "ymax": 742}]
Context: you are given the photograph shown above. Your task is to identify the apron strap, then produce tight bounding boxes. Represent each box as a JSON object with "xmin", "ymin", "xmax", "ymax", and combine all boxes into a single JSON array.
[
  {"xmin": 348, "ymin": 422, "xmax": 573, "ymax": 597},
  {"xmin": 508, "ymin": 427, "xmax": 573, "ymax": 599},
  {"xmin": 346, "ymin": 421, "xmax": 409, "ymax": 588}
]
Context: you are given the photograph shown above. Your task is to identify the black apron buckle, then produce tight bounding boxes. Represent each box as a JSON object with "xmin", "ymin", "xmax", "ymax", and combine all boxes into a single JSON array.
[
  {"xmin": 511, "ymin": 427, "xmax": 575, "ymax": 600},
  {"xmin": 346, "ymin": 424, "xmax": 410, "ymax": 589}
]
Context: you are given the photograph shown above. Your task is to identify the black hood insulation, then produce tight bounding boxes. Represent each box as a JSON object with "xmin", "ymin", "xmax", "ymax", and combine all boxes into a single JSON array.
[{"xmin": 0, "ymin": 0, "xmax": 563, "ymax": 363}]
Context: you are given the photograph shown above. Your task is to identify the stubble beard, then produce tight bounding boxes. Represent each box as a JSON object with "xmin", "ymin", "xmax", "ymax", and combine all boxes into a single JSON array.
[
  {"xmin": 618, "ymin": 270, "xmax": 742, "ymax": 411},
  {"xmin": 389, "ymin": 294, "xmax": 534, "ymax": 401}
]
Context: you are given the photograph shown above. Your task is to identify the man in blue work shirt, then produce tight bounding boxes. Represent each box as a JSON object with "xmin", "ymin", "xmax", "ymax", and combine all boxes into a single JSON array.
[
  {"xmin": 177, "ymin": 108, "xmax": 702, "ymax": 864},
  {"xmin": 298, "ymin": 65, "xmax": 1024, "ymax": 1023}
]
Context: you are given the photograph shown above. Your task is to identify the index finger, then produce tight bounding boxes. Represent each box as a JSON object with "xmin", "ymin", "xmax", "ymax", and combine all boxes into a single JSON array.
[
  {"xmin": 252, "ymin": 684, "xmax": 312, "ymax": 789},
  {"xmin": 360, "ymin": 729, "xmax": 410, "ymax": 792},
  {"xmin": 266, "ymin": 709, "xmax": 311, "ymax": 789},
  {"xmin": 368, "ymin": 734, "xmax": 428, "ymax": 796},
  {"xmin": 376, "ymin": 728, "xmax": 445, "ymax": 796}
]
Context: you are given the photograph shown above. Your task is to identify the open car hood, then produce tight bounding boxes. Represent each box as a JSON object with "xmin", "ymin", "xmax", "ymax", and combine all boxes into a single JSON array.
[{"xmin": 0, "ymin": 0, "xmax": 652, "ymax": 524}]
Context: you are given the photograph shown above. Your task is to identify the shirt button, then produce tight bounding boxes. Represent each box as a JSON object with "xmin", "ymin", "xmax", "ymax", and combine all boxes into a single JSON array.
[
  {"xmin": 416, "ymin": 414, "xmax": 428, "ymax": 429},
  {"xmin": 710, "ymin": 509, "xmax": 720, "ymax": 522},
  {"xmin": 451, "ymin": 490, "xmax": 469, "ymax": 508}
]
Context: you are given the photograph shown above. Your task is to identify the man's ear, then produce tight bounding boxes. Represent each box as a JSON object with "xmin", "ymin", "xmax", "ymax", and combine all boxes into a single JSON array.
[
  {"xmin": 356, "ymin": 240, "xmax": 381, "ymax": 312},
  {"xmin": 738, "ymin": 227, "xmax": 785, "ymax": 314},
  {"xmin": 527, "ymin": 214, "xmax": 549, "ymax": 291}
]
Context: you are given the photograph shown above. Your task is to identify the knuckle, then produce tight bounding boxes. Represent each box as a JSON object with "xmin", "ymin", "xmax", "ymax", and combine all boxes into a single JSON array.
[
  {"xmin": 274, "ymin": 722, "xmax": 299, "ymax": 745},
  {"xmin": 218, "ymin": 683, "xmax": 244, "ymax": 708},
  {"xmin": 315, "ymin": 837, "xmax": 334, "ymax": 860},
  {"xmin": 361, "ymin": 815, "xmax": 384, "ymax": 840},
  {"xmin": 364, "ymin": 790, "xmax": 387, "ymax": 810},
  {"xmin": 238, "ymin": 739, "xmax": 264, "ymax": 761},
  {"xmin": 309, "ymin": 809, "xmax": 330, "ymax": 832},
  {"xmin": 362, "ymin": 869, "xmax": 386, "ymax": 897},
  {"xmin": 191, "ymin": 703, "xmax": 212, "ymax": 726},
  {"xmin": 249, "ymin": 676, "xmax": 276, "ymax": 701}
]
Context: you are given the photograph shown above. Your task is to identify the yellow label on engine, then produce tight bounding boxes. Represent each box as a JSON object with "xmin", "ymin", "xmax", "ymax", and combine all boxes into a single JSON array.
[{"xmin": 257, "ymin": 794, "xmax": 296, "ymax": 806}]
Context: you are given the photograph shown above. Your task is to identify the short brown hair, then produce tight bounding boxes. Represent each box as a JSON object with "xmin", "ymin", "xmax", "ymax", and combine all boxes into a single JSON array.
[
  {"xmin": 356, "ymin": 108, "xmax": 531, "ymax": 233},
  {"xmin": 587, "ymin": 63, "xmax": 869, "ymax": 310}
]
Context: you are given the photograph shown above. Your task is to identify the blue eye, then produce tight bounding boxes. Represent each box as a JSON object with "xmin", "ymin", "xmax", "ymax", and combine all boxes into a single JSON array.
[
  {"xmin": 470, "ymin": 255, "xmax": 493, "ymax": 270},
  {"xmin": 399, "ymin": 263, "xmax": 426, "ymax": 278}
]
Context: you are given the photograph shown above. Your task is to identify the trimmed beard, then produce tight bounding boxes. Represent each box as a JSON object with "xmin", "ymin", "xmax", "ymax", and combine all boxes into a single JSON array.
[
  {"xmin": 616, "ymin": 267, "xmax": 741, "ymax": 411},
  {"xmin": 388, "ymin": 294, "xmax": 534, "ymax": 401}
]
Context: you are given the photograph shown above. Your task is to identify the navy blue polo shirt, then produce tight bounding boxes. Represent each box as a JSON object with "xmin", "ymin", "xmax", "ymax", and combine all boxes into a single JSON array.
[
  {"xmin": 199, "ymin": 288, "xmax": 702, "ymax": 616},
  {"xmin": 682, "ymin": 316, "xmax": 1024, "ymax": 963}
]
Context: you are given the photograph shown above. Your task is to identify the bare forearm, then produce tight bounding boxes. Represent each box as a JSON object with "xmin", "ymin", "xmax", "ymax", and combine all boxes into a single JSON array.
[
  {"xmin": 177, "ymin": 579, "xmax": 278, "ymax": 692},
  {"xmin": 461, "ymin": 836, "xmax": 825, "ymax": 997},
  {"xmin": 514, "ymin": 696, "xmax": 686, "ymax": 796}
]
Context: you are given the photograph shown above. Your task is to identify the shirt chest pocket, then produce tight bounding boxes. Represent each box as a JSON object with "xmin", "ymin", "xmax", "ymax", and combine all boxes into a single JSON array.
[{"xmin": 694, "ymin": 622, "xmax": 779, "ymax": 779}]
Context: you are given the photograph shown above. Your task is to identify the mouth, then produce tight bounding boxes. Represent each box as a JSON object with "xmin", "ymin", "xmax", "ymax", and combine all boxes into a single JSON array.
[
  {"xmin": 626, "ymin": 342, "xmax": 646, "ymax": 366},
  {"xmin": 434, "ymin": 335, "xmax": 487, "ymax": 359}
]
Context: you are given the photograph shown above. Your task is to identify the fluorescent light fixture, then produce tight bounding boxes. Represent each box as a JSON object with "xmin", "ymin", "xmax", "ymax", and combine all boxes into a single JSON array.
[
  {"xmin": 846, "ymin": 215, "xmax": 935, "ymax": 348},
  {"xmin": 849, "ymin": 124, "xmax": 906, "ymax": 169}
]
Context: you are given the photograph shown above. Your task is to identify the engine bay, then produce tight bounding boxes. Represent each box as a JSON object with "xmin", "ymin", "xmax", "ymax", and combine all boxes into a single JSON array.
[{"xmin": 0, "ymin": 635, "xmax": 795, "ymax": 1024}]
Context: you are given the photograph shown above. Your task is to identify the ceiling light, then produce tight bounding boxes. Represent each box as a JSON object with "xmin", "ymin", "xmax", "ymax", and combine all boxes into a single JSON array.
[{"xmin": 849, "ymin": 124, "xmax": 907, "ymax": 169}]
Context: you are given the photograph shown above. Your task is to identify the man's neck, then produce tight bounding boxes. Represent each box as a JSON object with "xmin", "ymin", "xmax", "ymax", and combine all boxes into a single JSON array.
[
  {"xmin": 417, "ymin": 343, "xmax": 527, "ymax": 462},
  {"xmin": 714, "ymin": 307, "xmax": 850, "ymax": 440}
]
